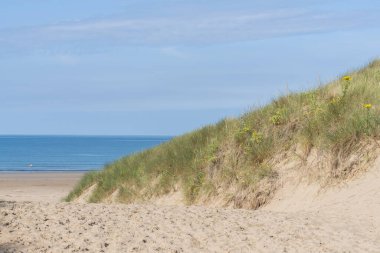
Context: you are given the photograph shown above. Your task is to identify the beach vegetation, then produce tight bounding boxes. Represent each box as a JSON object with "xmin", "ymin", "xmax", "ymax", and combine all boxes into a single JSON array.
[{"xmin": 66, "ymin": 60, "xmax": 380, "ymax": 208}]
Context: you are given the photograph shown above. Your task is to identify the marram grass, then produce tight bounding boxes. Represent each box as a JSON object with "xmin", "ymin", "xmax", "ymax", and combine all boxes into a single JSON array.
[{"xmin": 66, "ymin": 60, "xmax": 380, "ymax": 206}]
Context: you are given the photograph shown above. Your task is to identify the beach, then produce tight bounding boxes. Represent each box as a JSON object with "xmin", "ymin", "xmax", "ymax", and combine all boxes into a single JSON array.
[
  {"xmin": 1, "ymin": 0, "xmax": 379, "ymax": 251},
  {"xmin": 0, "ymin": 172, "xmax": 83, "ymax": 203},
  {"xmin": 2, "ymin": 201, "xmax": 379, "ymax": 253},
  {"xmin": 1, "ymin": 164, "xmax": 380, "ymax": 252}
]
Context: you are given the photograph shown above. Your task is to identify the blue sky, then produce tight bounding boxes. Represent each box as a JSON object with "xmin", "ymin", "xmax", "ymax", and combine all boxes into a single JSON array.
[{"xmin": 1, "ymin": 0, "xmax": 379, "ymax": 135}]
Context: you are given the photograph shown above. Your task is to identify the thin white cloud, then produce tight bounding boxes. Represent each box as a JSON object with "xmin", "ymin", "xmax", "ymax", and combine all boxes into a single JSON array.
[
  {"xmin": 0, "ymin": 8, "xmax": 378, "ymax": 52},
  {"xmin": 43, "ymin": 9, "xmax": 301, "ymax": 32}
]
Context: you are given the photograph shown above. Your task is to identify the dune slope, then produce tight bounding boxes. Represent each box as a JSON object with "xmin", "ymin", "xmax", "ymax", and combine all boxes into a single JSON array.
[{"xmin": 68, "ymin": 60, "xmax": 380, "ymax": 209}]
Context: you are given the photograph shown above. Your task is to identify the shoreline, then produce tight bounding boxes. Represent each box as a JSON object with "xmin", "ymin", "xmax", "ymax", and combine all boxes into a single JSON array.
[
  {"xmin": 0, "ymin": 170, "xmax": 89, "ymax": 174},
  {"xmin": 0, "ymin": 172, "xmax": 84, "ymax": 203}
]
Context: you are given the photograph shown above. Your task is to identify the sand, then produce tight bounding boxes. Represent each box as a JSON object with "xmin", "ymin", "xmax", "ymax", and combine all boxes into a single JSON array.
[
  {"xmin": 0, "ymin": 172, "xmax": 83, "ymax": 203},
  {"xmin": 1, "ymin": 201, "xmax": 380, "ymax": 253},
  {"xmin": 1, "ymin": 162, "xmax": 380, "ymax": 252}
]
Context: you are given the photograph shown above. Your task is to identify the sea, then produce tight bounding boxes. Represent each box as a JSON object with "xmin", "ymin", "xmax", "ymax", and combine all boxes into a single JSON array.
[{"xmin": 0, "ymin": 135, "xmax": 171, "ymax": 172}]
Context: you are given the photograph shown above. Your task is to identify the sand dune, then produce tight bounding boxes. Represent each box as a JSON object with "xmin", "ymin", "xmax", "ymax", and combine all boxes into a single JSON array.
[{"xmin": 264, "ymin": 155, "xmax": 380, "ymax": 228}]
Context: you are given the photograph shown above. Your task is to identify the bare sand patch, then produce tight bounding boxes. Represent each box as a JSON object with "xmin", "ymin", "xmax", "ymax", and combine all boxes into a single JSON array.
[
  {"xmin": 0, "ymin": 172, "xmax": 83, "ymax": 203},
  {"xmin": 1, "ymin": 201, "xmax": 379, "ymax": 252}
]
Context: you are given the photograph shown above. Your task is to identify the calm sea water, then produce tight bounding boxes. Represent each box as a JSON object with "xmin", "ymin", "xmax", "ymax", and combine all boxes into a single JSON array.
[{"xmin": 0, "ymin": 136, "xmax": 171, "ymax": 172}]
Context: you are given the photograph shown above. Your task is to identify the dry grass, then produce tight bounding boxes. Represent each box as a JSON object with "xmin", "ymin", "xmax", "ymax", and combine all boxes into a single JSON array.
[{"xmin": 66, "ymin": 60, "xmax": 380, "ymax": 208}]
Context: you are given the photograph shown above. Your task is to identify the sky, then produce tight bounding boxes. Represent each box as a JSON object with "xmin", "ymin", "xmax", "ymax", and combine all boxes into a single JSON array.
[{"xmin": 0, "ymin": 0, "xmax": 380, "ymax": 135}]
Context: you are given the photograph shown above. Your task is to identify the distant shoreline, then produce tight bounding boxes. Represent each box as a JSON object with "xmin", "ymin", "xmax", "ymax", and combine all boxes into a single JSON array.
[
  {"xmin": 0, "ymin": 172, "xmax": 84, "ymax": 202},
  {"xmin": 0, "ymin": 170, "xmax": 93, "ymax": 173}
]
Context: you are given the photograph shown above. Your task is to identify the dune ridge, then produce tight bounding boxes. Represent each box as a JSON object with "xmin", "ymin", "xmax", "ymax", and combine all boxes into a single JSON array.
[{"xmin": 68, "ymin": 60, "xmax": 380, "ymax": 210}]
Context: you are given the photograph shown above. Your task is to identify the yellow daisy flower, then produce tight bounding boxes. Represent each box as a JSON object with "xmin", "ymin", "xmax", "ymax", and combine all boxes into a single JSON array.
[{"xmin": 342, "ymin": 76, "xmax": 352, "ymax": 81}]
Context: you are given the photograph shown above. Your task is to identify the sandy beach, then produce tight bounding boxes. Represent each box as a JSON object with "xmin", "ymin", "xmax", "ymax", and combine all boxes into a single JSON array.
[
  {"xmin": 1, "ymin": 201, "xmax": 379, "ymax": 253},
  {"xmin": 1, "ymin": 162, "xmax": 380, "ymax": 252},
  {"xmin": 0, "ymin": 172, "xmax": 83, "ymax": 203}
]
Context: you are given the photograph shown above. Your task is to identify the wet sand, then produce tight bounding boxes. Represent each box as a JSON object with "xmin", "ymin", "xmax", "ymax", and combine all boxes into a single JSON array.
[{"xmin": 0, "ymin": 172, "xmax": 83, "ymax": 203}]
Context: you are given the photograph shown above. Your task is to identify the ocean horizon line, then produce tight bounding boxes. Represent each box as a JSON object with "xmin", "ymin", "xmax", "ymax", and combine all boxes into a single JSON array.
[{"xmin": 0, "ymin": 135, "xmax": 171, "ymax": 172}]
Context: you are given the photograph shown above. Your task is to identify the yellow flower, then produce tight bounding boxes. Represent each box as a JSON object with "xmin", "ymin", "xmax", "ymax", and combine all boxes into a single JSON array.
[
  {"xmin": 363, "ymin": 103, "xmax": 372, "ymax": 109},
  {"xmin": 342, "ymin": 76, "xmax": 352, "ymax": 81}
]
